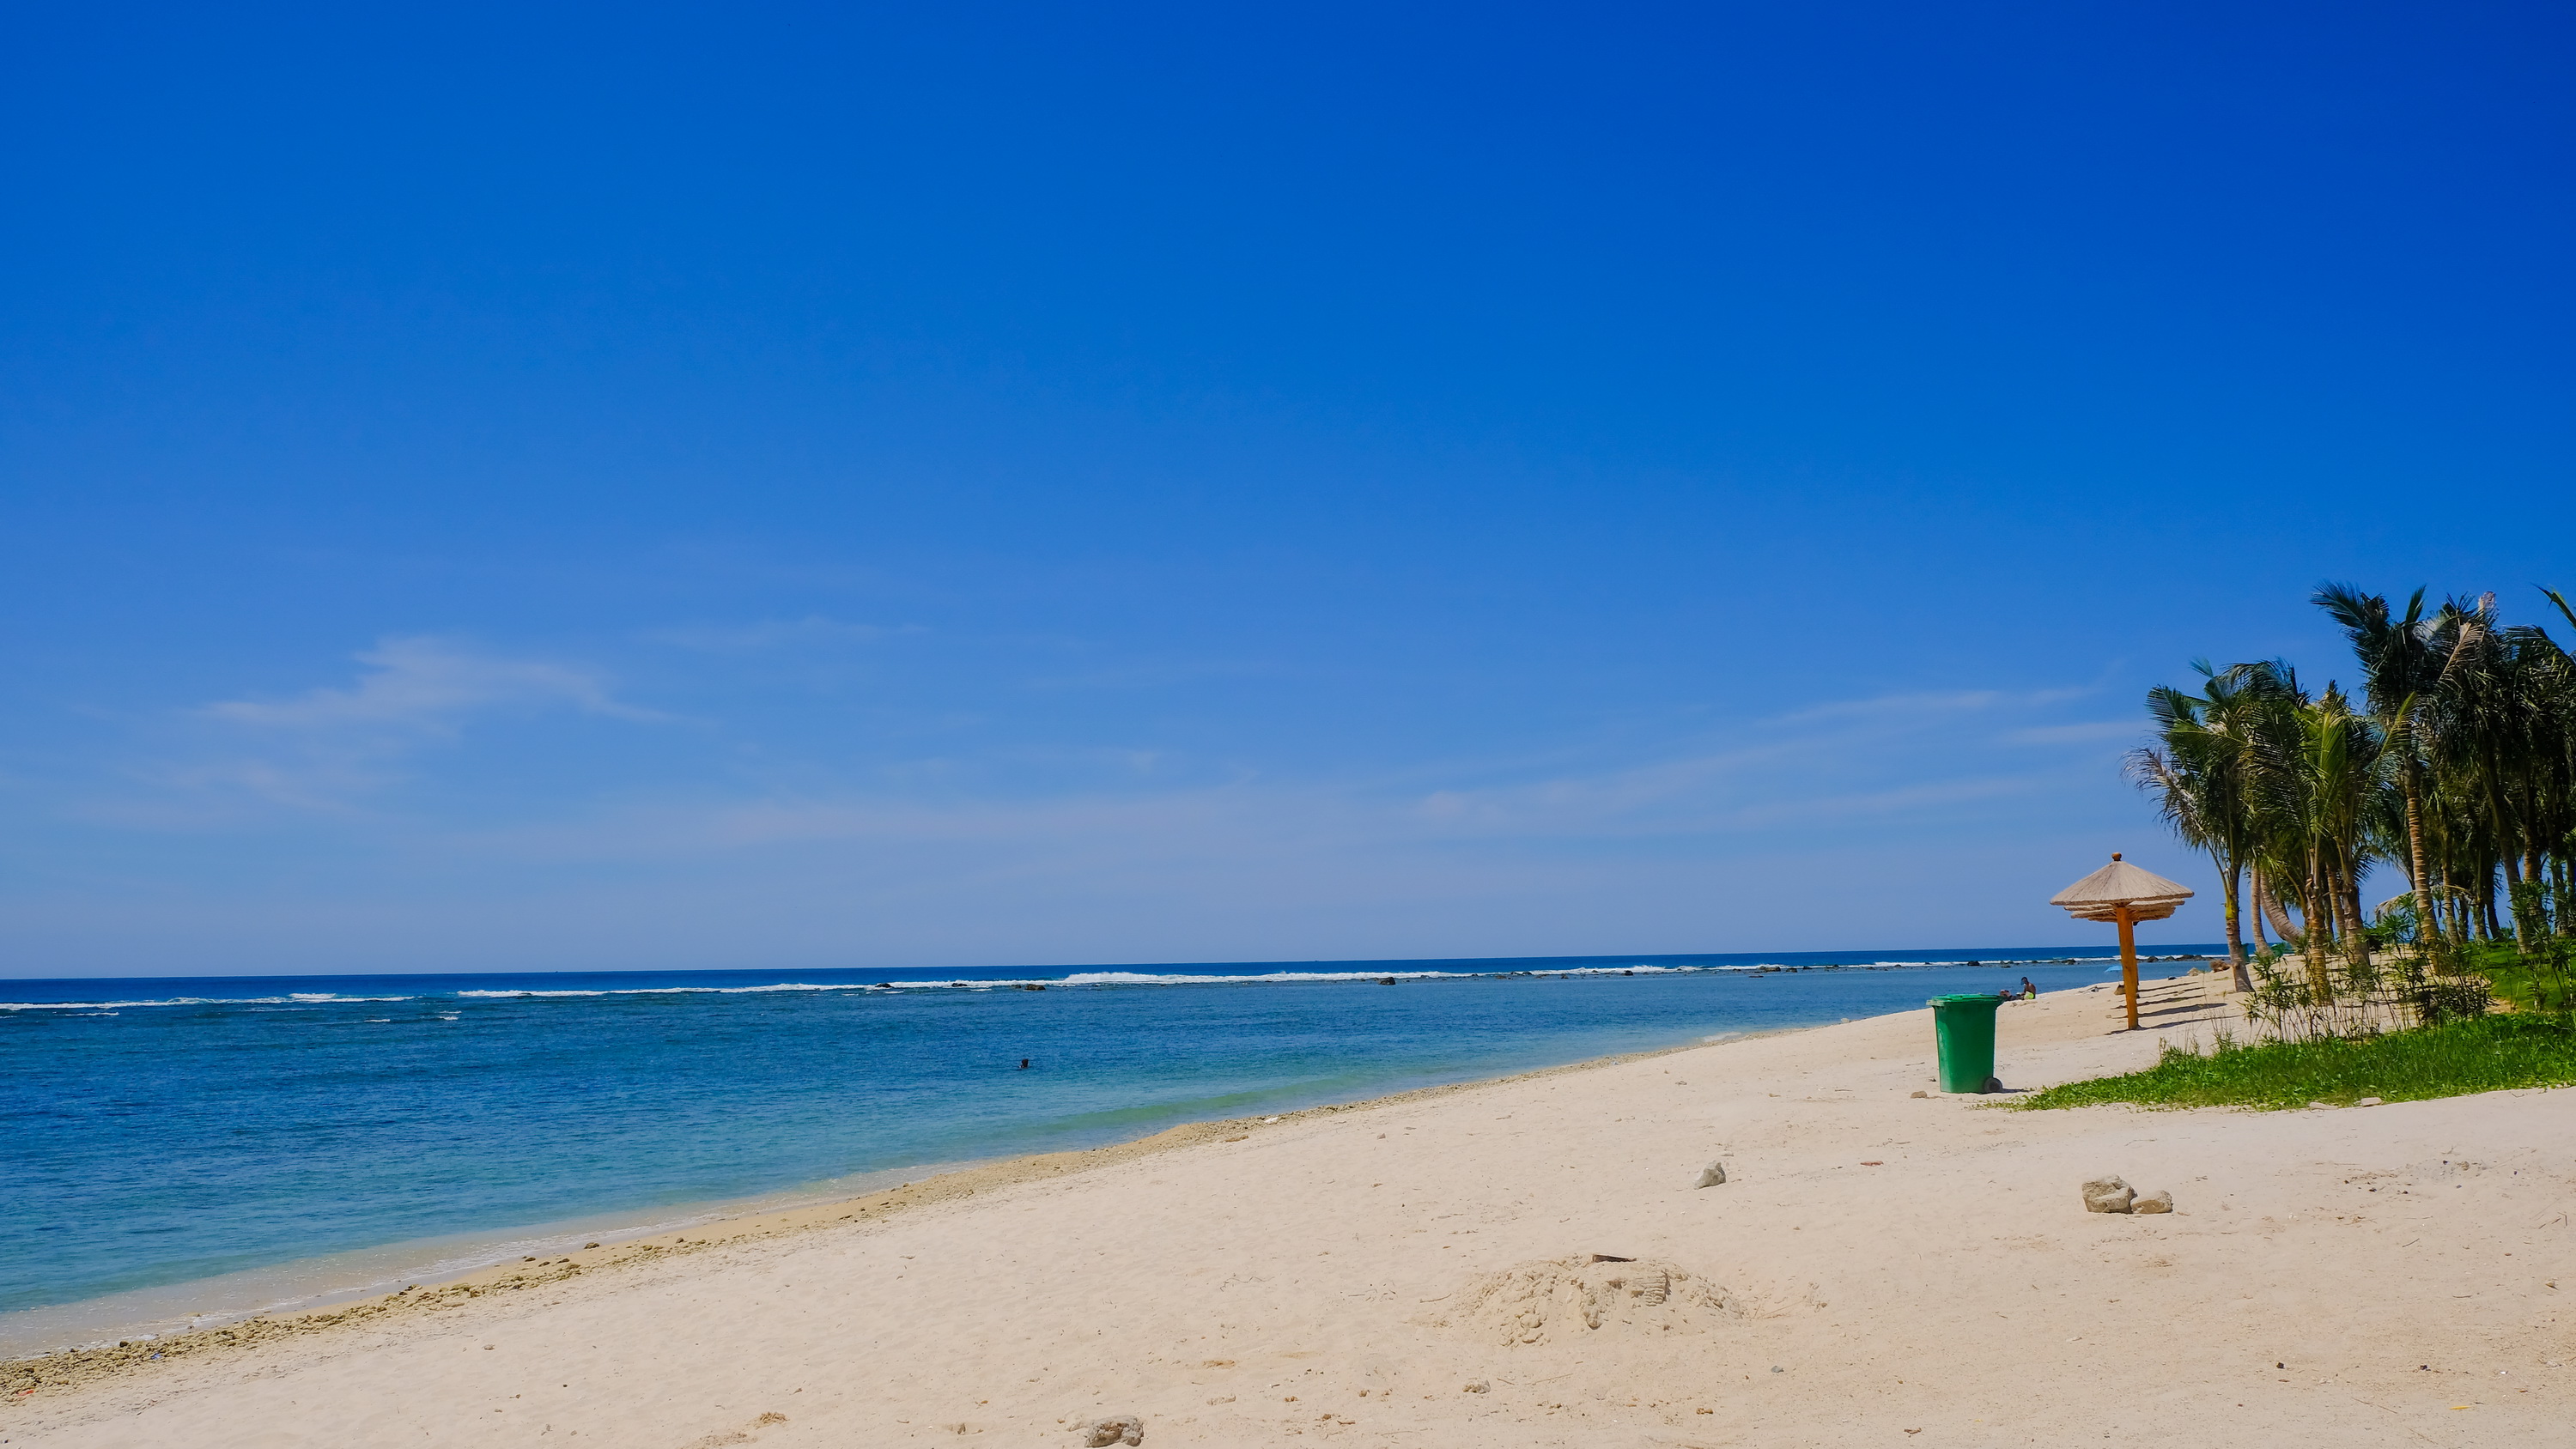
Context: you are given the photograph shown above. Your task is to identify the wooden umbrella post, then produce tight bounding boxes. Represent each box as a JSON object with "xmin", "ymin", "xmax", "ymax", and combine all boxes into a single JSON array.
[{"xmin": 2116, "ymin": 905, "xmax": 2140, "ymax": 1031}]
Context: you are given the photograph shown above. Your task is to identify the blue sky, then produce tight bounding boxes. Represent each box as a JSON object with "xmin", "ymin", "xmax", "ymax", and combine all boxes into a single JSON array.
[{"xmin": 4, "ymin": 3, "xmax": 2571, "ymax": 976}]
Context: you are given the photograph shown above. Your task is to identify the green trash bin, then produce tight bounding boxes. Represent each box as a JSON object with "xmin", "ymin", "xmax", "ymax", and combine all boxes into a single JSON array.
[{"xmin": 1928, "ymin": 993, "xmax": 2006, "ymax": 1093}]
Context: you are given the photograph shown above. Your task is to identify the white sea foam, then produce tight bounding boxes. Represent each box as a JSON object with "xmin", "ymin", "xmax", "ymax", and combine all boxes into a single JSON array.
[
  {"xmin": 1061, "ymin": 969, "xmax": 1473, "ymax": 985},
  {"xmin": 1057, "ymin": 964, "xmax": 1732, "ymax": 985},
  {"xmin": 454, "ymin": 982, "xmax": 903, "ymax": 999},
  {"xmin": 0, "ymin": 994, "xmax": 416, "ymax": 1011}
]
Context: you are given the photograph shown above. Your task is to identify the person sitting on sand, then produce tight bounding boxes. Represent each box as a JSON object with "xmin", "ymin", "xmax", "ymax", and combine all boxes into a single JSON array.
[{"xmin": 2020, "ymin": 977, "xmax": 2037, "ymax": 1000}]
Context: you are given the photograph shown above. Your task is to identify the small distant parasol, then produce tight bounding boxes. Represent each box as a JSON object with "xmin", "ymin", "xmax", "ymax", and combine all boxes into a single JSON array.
[{"xmin": 2050, "ymin": 853, "xmax": 2193, "ymax": 1031}]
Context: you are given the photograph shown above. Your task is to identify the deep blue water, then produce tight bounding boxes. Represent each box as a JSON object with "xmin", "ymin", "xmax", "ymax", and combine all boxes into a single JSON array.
[{"xmin": 1, "ymin": 946, "xmax": 2213, "ymax": 1337}]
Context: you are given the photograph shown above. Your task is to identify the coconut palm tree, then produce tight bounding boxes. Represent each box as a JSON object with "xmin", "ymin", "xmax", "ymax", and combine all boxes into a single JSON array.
[
  {"xmin": 2426, "ymin": 597, "xmax": 2502, "ymax": 940},
  {"xmin": 2236, "ymin": 661, "xmax": 2318, "ymax": 946},
  {"xmin": 2314, "ymin": 583, "xmax": 2445, "ymax": 953},
  {"xmin": 2263, "ymin": 684, "xmax": 2385, "ymax": 990},
  {"xmin": 2129, "ymin": 670, "xmax": 2260, "ymax": 979}
]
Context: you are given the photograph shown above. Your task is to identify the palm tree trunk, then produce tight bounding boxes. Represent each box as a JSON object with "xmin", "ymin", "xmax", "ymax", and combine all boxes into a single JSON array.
[
  {"xmin": 2403, "ymin": 767, "xmax": 2439, "ymax": 958},
  {"xmin": 2490, "ymin": 759, "xmax": 2531, "ymax": 951},
  {"xmin": 2521, "ymin": 784, "xmax": 2547, "ymax": 931},
  {"xmin": 2340, "ymin": 861, "xmax": 2371, "ymax": 974},
  {"xmin": 2247, "ymin": 864, "xmax": 2272, "ymax": 953},
  {"xmin": 2258, "ymin": 864, "xmax": 2298, "ymax": 943},
  {"xmin": 2306, "ymin": 849, "xmax": 2333, "ymax": 996},
  {"xmin": 2221, "ymin": 863, "xmax": 2250, "ymax": 990},
  {"xmin": 2327, "ymin": 858, "xmax": 2356, "ymax": 967}
]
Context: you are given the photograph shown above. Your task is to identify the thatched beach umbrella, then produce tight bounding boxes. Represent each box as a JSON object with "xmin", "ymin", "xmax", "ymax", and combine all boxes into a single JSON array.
[{"xmin": 2050, "ymin": 854, "xmax": 2194, "ymax": 1031}]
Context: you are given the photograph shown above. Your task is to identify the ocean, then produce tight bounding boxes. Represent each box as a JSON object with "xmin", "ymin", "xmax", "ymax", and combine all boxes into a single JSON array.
[{"xmin": 1, "ymin": 946, "xmax": 2215, "ymax": 1355}]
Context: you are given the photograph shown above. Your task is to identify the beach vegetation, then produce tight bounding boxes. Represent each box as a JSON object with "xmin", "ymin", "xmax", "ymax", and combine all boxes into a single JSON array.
[
  {"xmin": 2128, "ymin": 582, "xmax": 2574, "ymax": 993},
  {"xmin": 2015, "ymin": 1011, "xmax": 2576, "ymax": 1112}
]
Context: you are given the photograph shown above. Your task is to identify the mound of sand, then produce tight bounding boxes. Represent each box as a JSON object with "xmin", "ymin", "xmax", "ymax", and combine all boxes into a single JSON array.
[{"xmin": 1432, "ymin": 1254, "xmax": 1731, "ymax": 1346}]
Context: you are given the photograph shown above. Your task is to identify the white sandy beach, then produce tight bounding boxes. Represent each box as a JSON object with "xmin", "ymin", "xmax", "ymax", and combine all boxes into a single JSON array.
[{"xmin": 9, "ymin": 976, "xmax": 2571, "ymax": 1448}]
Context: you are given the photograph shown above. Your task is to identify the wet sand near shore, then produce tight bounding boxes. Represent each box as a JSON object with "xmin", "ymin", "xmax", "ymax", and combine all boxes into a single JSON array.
[{"xmin": 9, "ymin": 973, "xmax": 2571, "ymax": 1447}]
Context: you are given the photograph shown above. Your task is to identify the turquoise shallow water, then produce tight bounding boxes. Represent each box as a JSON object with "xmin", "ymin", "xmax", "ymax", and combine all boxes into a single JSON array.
[{"xmin": 1, "ymin": 947, "xmax": 2211, "ymax": 1349}]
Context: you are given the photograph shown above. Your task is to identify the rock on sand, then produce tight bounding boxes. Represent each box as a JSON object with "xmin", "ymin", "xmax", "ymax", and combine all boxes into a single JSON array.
[
  {"xmin": 1078, "ymin": 1413, "xmax": 1144, "ymax": 1446},
  {"xmin": 2081, "ymin": 1175, "xmax": 2136, "ymax": 1213}
]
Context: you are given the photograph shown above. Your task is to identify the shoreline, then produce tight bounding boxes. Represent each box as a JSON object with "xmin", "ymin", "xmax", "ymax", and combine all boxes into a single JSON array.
[
  {"xmin": 2, "ymin": 1028, "xmax": 1760, "ymax": 1392},
  {"xmin": 3, "ymin": 961, "xmax": 2226, "ymax": 1374},
  {"xmin": 8, "ymin": 952, "xmax": 2221, "ymax": 1346}
]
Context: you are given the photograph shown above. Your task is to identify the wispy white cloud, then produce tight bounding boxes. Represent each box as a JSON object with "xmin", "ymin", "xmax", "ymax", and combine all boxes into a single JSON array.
[
  {"xmin": 1406, "ymin": 757, "xmax": 2041, "ymax": 840},
  {"xmin": 443, "ymin": 785, "xmax": 1348, "ymax": 872},
  {"xmin": 645, "ymin": 617, "xmax": 922, "ymax": 652},
  {"xmin": 101, "ymin": 638, "xmax": 671, "ymax": 814},
  {"xmin": 1408, "ymin": 742, "xmax": 1797, "ymax": 831},
  {"xmin": 440, "ymin": 679, "xmax": 2097, "ymax": 874},
  {"xmin": 1400, "ymin": 685, "xmax": 2101, "ymax": 838},
  {"xmin": 2004, "ymin": 721, "xmax": 2141, "ymax": 745},
  {"xmin": 1715, "ymin": 774, "xmax": 2041, "ymax": 828},
  {"xmin": 1774, "ymin": 689, "xmax": 2004, "ymax": 724},
  {"xmin": 204, "ymin": 637, "xmax": 657, "ymax": 731},
  {"xmin": 1774, "ymin": 684, "xmax": 2095, "ymax": 727}
]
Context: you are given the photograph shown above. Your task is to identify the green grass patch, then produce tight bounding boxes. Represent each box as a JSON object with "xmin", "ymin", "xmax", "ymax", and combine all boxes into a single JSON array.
[
  {"xmin": 2015, "ymin": 1012, "xmax": 2576, "ymax": 1112},
  {"xmin": 2460, "ymin": 940, "xmax": 2576, "ymax": 1014}
]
